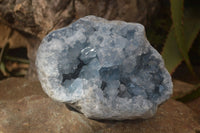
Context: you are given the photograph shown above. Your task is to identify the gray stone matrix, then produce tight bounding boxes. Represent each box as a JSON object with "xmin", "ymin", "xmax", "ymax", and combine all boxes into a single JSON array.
[{"xmin": 36, "ymin": 16, "xmax": 173, "ymax": 120}]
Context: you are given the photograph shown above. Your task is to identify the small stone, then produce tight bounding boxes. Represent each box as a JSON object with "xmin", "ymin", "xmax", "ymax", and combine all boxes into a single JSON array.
[{"xmin": 36, "ymin": 15, "xmax": 173, "ymax": 120}]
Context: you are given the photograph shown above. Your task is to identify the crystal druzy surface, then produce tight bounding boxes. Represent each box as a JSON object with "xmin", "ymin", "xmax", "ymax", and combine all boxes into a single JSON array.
[{"xmin": 36, "ymin": 16, "xmax": 173, "ymax": 120}]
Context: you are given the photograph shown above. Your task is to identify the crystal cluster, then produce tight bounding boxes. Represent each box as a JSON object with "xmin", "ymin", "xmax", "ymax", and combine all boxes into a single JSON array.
[{"xmin": 36, "ymin": 16, "xmax": 173, "ymax": 120}]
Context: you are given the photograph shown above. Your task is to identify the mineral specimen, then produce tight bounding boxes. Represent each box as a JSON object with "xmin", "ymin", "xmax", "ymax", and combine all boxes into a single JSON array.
[{"xmin": 36, "ymin": 15, "xmax": 173, "ymax": 120}]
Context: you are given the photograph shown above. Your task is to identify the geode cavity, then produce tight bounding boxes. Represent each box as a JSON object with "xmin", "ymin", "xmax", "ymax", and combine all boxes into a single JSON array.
[{"xmin": 36, "ymin": 16, "xmax": 173, "ymax": 120}]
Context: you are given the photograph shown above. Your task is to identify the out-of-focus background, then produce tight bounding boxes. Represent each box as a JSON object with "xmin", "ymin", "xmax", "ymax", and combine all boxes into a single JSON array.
[
  {"xmin": 0, "ymin": 0, "xmax": 200, "ymax": 132},
  {"xmin": 0, "ymin": 0, "xmax": 200, "ymax": 82}
]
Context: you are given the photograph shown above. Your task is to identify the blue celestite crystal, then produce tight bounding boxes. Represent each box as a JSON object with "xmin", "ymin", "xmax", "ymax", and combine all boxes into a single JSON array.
[{"xmin": 36, "ymin": 15, "xmax": 173, "ymax": 120}]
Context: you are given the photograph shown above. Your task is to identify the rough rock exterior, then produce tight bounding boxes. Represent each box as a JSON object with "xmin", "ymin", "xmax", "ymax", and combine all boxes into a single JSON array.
[
  {"xmin": 36, "ymin": 16, "xmax": 173, "ymax": 120},
  {"xmin": 1, "ymin": 96, "xmax": 200, "ymax": 133},
  {"xmin": 0, "ymin": 78, "xmax": 199, "ymax": 133},
  {"xmin": 0, "ymin": 0, "xmax": 159, "ymax": 39}
]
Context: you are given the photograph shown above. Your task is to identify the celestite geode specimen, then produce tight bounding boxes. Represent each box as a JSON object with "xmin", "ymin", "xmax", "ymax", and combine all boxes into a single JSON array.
[{"xmin": 36, "ymin": 16, "xmax": 173, "ymax": 120}]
